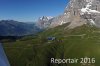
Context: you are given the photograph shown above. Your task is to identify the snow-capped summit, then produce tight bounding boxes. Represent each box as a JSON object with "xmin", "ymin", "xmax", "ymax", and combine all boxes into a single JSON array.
[
  {"xmin": 36, "ymin": 16, "xmax": 53, "ymax": 29},
  {"xmin": 48, "ymin": 0, "xmax": 100, "ymax": 28},
  {"xmin": 39, "ymin": 16, "xmax": 53, "ymax": 21}
]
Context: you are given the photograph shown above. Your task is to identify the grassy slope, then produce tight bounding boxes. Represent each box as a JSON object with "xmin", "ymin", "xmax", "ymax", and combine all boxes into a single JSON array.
[{"xmin": 3, "ymin": 24, "xmax": 100, "ymax": 66}]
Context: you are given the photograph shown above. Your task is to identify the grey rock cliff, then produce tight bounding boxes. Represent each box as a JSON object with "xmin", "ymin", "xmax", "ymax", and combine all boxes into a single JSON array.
[{"xmin": 49, "ymin": 0, "xmax": 100, "ymax": 29}]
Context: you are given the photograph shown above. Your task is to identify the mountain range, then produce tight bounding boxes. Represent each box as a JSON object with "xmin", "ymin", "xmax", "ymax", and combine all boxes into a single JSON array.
[
  {"xmin": 1, "ymin": 0, "xmax": 100, "ymax": 36},
  {"xmin": 0, "ymin": 20, "xmax": 41, "ymax": 36},
  {"xmin": 37, "ymin": 0, "xmax": 100, "ymax": 29},
  {"xmin": 3, "ymin": 0, "xmax": 100, "ymax": 66}
]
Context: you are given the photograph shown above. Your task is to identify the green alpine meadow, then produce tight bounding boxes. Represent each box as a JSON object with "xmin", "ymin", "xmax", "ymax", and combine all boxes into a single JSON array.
[
  {"xmin": 1, "ymin": 0, "xmax": 100, "ymax": 66},
  {"xmin": 3, "ymin": 24, "xmax": 100, "ymax": 66}
]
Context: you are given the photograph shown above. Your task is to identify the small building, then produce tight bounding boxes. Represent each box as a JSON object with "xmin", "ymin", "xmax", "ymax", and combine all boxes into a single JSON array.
[{"xmin": 47, "ymin": 37, "xmax": 56, "ymax": 41}]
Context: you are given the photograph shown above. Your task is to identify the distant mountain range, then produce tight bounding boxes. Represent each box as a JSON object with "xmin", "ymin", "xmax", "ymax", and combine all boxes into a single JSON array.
[
  {"xmin": 0, "ymin": 20, "xmax": 41, "ymax": 36},
  {"xmin": 1, "ymin": 0, "xmax": 100, "ymax": 36},
  {"xmin": 36, "ymin": 0, "xmax": 100, "ymax": 29}
]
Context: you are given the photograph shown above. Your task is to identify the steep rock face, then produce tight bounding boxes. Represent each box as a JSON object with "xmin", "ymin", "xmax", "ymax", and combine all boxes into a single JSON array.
[
  {"xmin": 49, "ymin": 0, "xmax": 100, "ymax": 29},
  {"xmin": 36, "ymin": 16, "xmax": 53, "ymax": 29}
]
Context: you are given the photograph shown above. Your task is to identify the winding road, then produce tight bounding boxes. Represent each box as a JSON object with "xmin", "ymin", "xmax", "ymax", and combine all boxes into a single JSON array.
[{"xmin": 0, "ymin": 43, "xmax": 10, "ymax": 66}]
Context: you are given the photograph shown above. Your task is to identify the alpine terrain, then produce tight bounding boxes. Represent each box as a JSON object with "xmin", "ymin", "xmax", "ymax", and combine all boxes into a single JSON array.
[
  {"xmin": 36, "ymin": 16, "xmax": 53, "ymax": 29},
  {"xmin": 3, "ymin": 0, "xmax": 100, "ymax": 66},
  {"xmin": 0, "ymin": 20, "xmax": 41, "ymax": 36},
  {"xmin": 48, "ymin": 0, "xmax": 100, "ymax": 28}
]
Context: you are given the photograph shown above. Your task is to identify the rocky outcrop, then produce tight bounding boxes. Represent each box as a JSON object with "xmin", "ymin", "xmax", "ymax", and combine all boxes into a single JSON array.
[{"xmin": 49, "ymin": 0, "xmax": 100, "ymax": 29}]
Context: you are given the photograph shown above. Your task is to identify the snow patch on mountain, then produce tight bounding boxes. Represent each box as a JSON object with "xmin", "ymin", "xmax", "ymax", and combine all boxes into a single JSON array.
[
  {"xmin": 39, "ymin": 16, "xmax": 53, "ymax": 21},
  {"xmin": 80, "ymin": 0, "xmax": 100, "ymax": 25},
  {"xmin": 80, "ymin": 0, "xmax": 100, "ymax": 15},
  {"xmin": 88, "ymin": 19, "xmax": 95, "ymax": 25},
  {"xmin": 60, "ymin": 21, "xmax": 67, "ymax": 25},
  {"xmin": 36, "ymin": 16, "xmax": 53, "ymax": 29}
]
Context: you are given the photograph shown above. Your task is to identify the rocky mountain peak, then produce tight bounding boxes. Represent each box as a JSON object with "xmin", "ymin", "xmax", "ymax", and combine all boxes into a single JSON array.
[
  {"xmin": 49, "ymin": 0, "xmax": 100, "ymax": 29},
  {"xmin": 36, "ymin": 16, "xmax": 53, "ymax": 29},
  {"xmin": 39, "ymin": 16, "xmax": 53, "ymax": 21}
]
